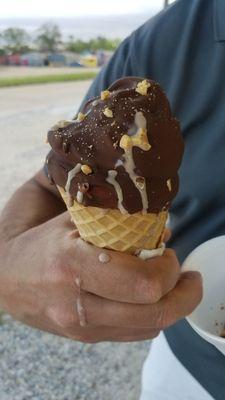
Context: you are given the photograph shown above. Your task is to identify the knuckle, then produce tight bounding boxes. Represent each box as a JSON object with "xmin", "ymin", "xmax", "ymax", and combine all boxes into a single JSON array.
[
  {"xmin": 148, "ymin": 279, "xmax": 163, "ymax": 303},
  {"xmin": 46, "ymin": 257, "xmax": 71, "ymax": 285},
  {"xmin": 47, "ymin": 305, "xmax": 77, "ymax": 329},
  {"xmin": 164, "ymin": 249, "xmax": 180, "ymax": 275},
  {"xmin": 135, "ymin": 271, "xmax": 162, "ymax": 303},
  {"xmin": 165, "ymin": 248, "xmax": 177, "ymax": 263},
  {"xmin": 155, "ymin": 304, "xmax": 176, "ymax": 330}
]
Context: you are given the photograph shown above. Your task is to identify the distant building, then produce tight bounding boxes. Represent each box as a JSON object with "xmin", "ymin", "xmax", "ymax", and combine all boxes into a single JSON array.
[
  {"xmin": 7, "ymin": 54, "xmax": 21, "ymax": 66},
  {"xmin": 80, "ymin": 54, "xmax": 98, "ymax": 68},
  {"xmin": 47, "ymin": 53, "xmax": 66, "ymax": 67},
  {"xmin": 63, "ymin": 52, "xmax": 83, "ymax": 67},
  {"xmin": 96, "ymin": 50, "xmax": 113, "ymax": 66},
  {"xmin": 20, "ymin": 52, "xmax": 44, "ymax": 67},
  {"xmin": 0, "ymin": 55, "xmax": 8, "ymax": 65}
]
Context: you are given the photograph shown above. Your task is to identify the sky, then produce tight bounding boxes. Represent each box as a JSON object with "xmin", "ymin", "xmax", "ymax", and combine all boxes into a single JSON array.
[{"xmin": 0, "ymin": 0, "xmax": 166, "ymax": 18}]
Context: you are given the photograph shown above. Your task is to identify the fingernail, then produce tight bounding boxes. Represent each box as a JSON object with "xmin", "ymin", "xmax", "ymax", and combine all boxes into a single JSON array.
[
  {"xmin": 183, "ymin": 271, "xmax": 203, "ymax": 281},
  {"xmin": 69, "ymin": 230, "xmax": 80, "ymax": 238}
]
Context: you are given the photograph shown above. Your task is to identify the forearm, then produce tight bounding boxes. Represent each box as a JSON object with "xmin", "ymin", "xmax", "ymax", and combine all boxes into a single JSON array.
[{"xmin": 0, "ymin": 170, "xmax": 65, "ymax": 242}]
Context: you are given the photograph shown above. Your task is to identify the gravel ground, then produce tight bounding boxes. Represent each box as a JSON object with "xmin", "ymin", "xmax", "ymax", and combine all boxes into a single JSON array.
[{"xmin": 0, "ymin": 81, "xmax": 150, "ymax": 400}]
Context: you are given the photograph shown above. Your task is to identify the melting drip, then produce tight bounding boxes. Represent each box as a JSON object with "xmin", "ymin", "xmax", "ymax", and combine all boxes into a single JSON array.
[
  {"xmin": 106, "ymin": 170, "xmax": 127, "ymax": 214},
  {"xmin": 65, "ymin": 163, "xmax": 82, "ymax": 193},
  {"xmin": 98, "ymin": 252, "xmax": 111, "ymax": 263},
  {"xmin": 122, "ymin": 111, "xmax": 150, "ymax": 213},
  {"xmin": 65, "ymin": 163, "xmax": 82, "ymax": 207},
  {"xmin": 75, "ymin": 277, "xmax": 86, "ymax": 327},
  {"xmin": 76, "ymin": 190, "xmax": 83, "ymax": 204},
  {"xmin": 123, "ymin": 149, "xmax": 148, "ymax": 213}
]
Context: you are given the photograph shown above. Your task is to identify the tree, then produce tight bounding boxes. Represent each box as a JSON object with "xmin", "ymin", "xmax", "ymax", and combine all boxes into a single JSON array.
[
  {"xmin": 66, "ymin": 36, "xmax": 121, "ymax": 54},
  {"xmin": 66, "ymin": 36, "xmax": 87, "ymax": 53},
  {"xmin": 36, "ymin": 23, "xmax": 62, "ymax": 53},
  {"xmin": 2, "ymin": 27, "xmax": 30, "ymax": 54},
  {"xmin": 89, "ymin": 36, "xmax": 121, "ymax": 52}
]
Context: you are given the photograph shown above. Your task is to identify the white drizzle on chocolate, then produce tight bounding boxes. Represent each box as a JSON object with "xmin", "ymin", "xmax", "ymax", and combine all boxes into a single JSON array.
[
  {"xmin": 65, "ymin": 163, "xmax": 82, "ymax": 193},
  {"xmin": 120, "ymin": 112, "xmax": 150, "ymax": 214},
  {"xmin": 65, "ymin": 163, "xmax": 82, "ymax": 207},
  {"xmin": 135, "ymin": 111, "xmax": 147, "ymax": 130},
  {"xmin": 76, "ymin": 190, "xmax": 83, "ymax": 204},
  {"xmin": 114, "ymin": 159, "xmax": 123, "ymax": 168},
  {"xmin": 106, "ymin": 170, "xmax": 127, "ymax": 214},
  {"xmin": 123, "ymin": 149, "xmax": 149, "ymax": 213}
]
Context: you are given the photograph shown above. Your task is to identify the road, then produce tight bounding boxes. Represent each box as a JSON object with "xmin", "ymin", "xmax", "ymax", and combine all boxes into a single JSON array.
[
  {"xmin": 0, "ymin": 81, "xmax": 149, "ymax": 400},
  {"xmin": 0, "ymin": 66, "xmax": 99, "ymax": 78},
  {"xmin": 0, "ymin": 80, "xmax": 90, "ymax": 206}
]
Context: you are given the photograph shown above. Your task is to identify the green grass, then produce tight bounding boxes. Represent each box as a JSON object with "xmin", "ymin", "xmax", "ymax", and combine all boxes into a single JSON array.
[{"xmin": 0, "ymin": 71, "xmax": 98, "ymax": 88}]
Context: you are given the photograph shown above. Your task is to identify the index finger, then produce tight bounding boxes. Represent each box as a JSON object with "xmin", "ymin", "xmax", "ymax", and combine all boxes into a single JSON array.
[{"xmin": 72, "ymin": 238, "xmax": 180, "ymax": 304}]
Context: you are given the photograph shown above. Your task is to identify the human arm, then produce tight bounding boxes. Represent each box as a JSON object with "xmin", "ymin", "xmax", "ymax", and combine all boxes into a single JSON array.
[
  {"xmin": 0, "ymin": 169, "xmax": 202, "ymax": 342},
  {"xmin": 0, "ymin": 16, "xmax": 202, "ymax": 341}
]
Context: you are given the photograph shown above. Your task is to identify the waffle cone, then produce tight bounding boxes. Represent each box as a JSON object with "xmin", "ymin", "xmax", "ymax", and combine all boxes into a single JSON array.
[{"xmin": 58, "ymin": 186, "xmax": 167, "ymax": 255}]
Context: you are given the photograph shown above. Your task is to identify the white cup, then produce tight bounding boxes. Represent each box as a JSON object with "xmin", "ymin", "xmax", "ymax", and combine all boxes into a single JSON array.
[{"xmin": 182, "ymin": 235, "xmax": 225, "ymax": 355}]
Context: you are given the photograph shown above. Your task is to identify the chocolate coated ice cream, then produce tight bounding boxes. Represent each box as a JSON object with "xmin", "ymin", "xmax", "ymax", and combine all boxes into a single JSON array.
[{"xmin": 46, "ymin": 77, "xmax": 184, "ymax": 214}]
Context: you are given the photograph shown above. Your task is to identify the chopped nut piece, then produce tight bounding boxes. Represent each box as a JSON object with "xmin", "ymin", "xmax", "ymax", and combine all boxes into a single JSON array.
[
  {"xmin": 135, "ymin": 80, "xmax": 151, "ymax": 96},
  {"xmin": 52, "ymin": 120, "xmax": 71, "ymax": 130},
  {"xmin": 103, "ymin": 107, "xmax": 113, "ymax": 118},
  {"xmin": 132, "ymin": 128, "xmax": 151, "ymax": 151},
  {"xmin": 135, "ymin": 177, "xmax": 145, "ymax": 190},
  {"xmin": 119, "ymin": 134, "xmax": 133, "ymax": 150},
  {"xmin": 120, "ymin": 128, "xmax": 151, "ymax": 151},
  {"xmin": 81, "ymin": 164, "xmax": 92, "ymax": 175},
  {"xmin": 77, "ymin": 112, "xmax": 86, "ymax": 122},
  {"xmin": 101, "ymin": 90, "xmax": 110, "ymax": 100},
  {"xmin": 167, "ymin": 179, "xmax": 172, "ymax": 191}
]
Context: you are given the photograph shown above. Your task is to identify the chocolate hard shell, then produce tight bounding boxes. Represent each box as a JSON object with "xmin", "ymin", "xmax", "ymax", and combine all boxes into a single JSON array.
[{"xmin": 46, "ymin": 77, "xmax": 184, "ymax": 214}]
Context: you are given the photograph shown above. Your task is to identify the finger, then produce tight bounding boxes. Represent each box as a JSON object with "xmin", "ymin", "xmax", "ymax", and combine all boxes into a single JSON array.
[
  {"xmin": 162, "ymin": 228, "xmax": 172, "ymax": 243},
  {"xmin": 83, "ymin": 271, "xmax": 202, "ymax": 329},
  {"xmin": 47, "ymin": 211, "xmax": 75, "ymax": 231},
  {"xmin": 72, "ymin": 238, "xmax": 181, "ymax": 304},
  {"xmin": 66, "ymin": 326, "xmax": 160, "ymax": 343},
  {"xmin": 45, "ymin": 296, "xmax": 160, "ymax": 342},
  {"xmin": 21, "ymin": 309, "xmax": 159, "ymax": 343}
]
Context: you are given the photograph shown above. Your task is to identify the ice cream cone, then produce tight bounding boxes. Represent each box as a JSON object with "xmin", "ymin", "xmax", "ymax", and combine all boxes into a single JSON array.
[
  {"xmin": 58, "ymin": 186, "xmax": 167, "ymax": 254},
  {"xmin": 46, "ymin": 77, "xmax": 184, "ymax": 258}
]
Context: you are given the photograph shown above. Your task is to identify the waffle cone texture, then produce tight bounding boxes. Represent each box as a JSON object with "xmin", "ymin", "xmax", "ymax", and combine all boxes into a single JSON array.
[{"xmin": 58, "ymin": 186, "xmax": 167, "ymax": 254}]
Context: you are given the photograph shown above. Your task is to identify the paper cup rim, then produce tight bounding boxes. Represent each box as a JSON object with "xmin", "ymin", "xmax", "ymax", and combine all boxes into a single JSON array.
[
  {"xmin": 186, "ymin": 316, "xmax": 225, "ymax": 344},
  {"xmin": 183, "ymin": 235, "xmax": 225, "ymax": 267},
  {"xmin": 183, "ymin": 235, "xmax": 225, "ymax": 345}
]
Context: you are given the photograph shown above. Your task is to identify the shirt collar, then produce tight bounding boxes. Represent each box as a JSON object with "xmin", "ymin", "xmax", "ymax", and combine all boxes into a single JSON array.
[{"xmin": 214, "ymin": 0, "xmax": 225, "ymax": 41}]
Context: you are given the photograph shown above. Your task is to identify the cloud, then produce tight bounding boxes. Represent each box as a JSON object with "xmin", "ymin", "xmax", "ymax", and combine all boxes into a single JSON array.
[{"xmin": 0, "ymin": 0, "xmax": 163, "ymax": 18}]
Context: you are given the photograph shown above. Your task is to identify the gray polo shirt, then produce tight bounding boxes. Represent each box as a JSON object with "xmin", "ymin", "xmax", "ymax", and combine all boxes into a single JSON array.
[{"xmin": 78, "ymin": 0, "xmax": 225, "ymax": 398}]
